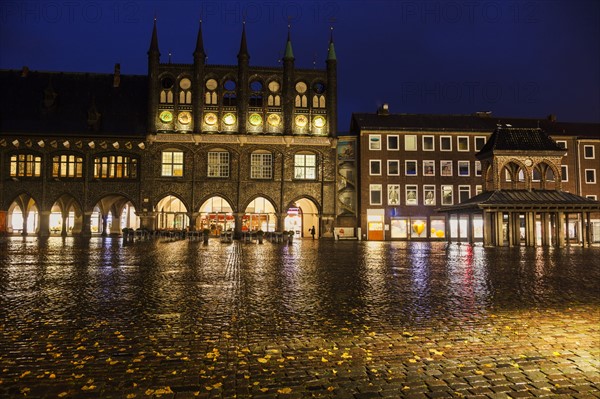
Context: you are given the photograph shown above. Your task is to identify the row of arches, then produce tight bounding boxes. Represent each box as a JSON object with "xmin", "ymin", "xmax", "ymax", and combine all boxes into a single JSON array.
[
  {"xmin": 484, "ymin": 160, "xmax": 562, "ymax": 190},
  {"xmin": 5, "ymin": 193, "xmax": 321, "ymax": 238}
]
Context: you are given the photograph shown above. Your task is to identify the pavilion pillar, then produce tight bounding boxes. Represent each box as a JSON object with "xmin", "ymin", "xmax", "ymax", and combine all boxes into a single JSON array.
[
  {"xmin": 496, "ymin": 212, "xmax": 504, "ymax": 246},
  {"xmin": 483, "ymin": 210, "xmax": 492, "ymax": 247},
  {"xmin": 526, "ymin": 211, "xmax": 535, "ymax": 246},
  {"xmin": 445, "ymin": 214, "xmax": 451, "ymax": 243},
  {"xmin": 468, "ymin": 214, "xmax": 474, "ymax": 244},
  {"xmin": 583, "ymin": 212, "xmax": 590, "ymax": 247},
  {"xmin": 557, "ymin": 212, "xmax": 565, "ymax": 247},
  {"xmin": 565, "ymin": 213, "xmax": 570, "ymax": 246},
  {"xmin": 541, "ymin": 213, "xmax": 549, "ymax": 246},
  {"xmin": 507, "ymin": 212, "xmax": 514, "ymax": 247}
]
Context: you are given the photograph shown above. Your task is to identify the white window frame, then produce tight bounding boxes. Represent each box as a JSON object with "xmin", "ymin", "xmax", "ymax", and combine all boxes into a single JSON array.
[
  {"xmin": 561, "ymin": 165, "xmax": 568, "ymax": 182},
  {"xmin": 459, "ymin": 185, "xmax": 471, "ymax": 203},
  {"xmin": 586, "ymin": 195, "xmax": 597, "ymax": 200},
  {"xmin": 440, "ymin": 160, "xmax": 453, "ymax": 176},
  {"xmin": 475, "ymin": 185, "xmax": 483, "ymax": 195},
  {"xmin": 584, "ymin": 145, "xmax": 595, "ymax": 159},
  {"xmin": 585, "ymin": 169, "xmax": 596, "ymax": 184},
  {"xmin": 370, "ymin": 160, "xmax": 382, "ymax": 176},
  {"xmin": 387, "ymin": 160, "xmax": 400, "ymax": 176},
  {"xmin": 388, "ymin": 184, "xmax": 400, "ymax": 205},
  {"xmin": 423, "ymin": 160, "xmax": 435, "ymax": 176},
  {"xmin": 475, "ymin": 161, "xmax": 482, "ymax": 177},
  {"xmin": 458, "ymin": 160, "xmax": 470, "ymax": 176},
  {"xmin": 440, "ymin": 136, "xmax": 452, "ymax": 151},
  {"xmin": 405, "ymin": 185, "xmax": 418, "ymax": 206},
  {"xmin": 251, "ymin": 152, "xmax": 273, "ymax": 179},
  {"xmin": 387, "ymin": 135, "xmax": 399, "ymax": 151},
  {"xmin": 457, "ymin": 136, "xmax": 469, "ymax": 151},
  {"xmin": 207, "ymin": 151, "xmax": 230, "ymax": 178},
  {"xmin": 423, "ymin": 185, "xmax": 436, "ymax": 206},
  {"xmin": 369, "ymin": 134, "xmax": 381, "ymax": 151},
  {"xmin": 161, "ymin": 150, "xmax": 184, "ymax": 177},
  {"xmin": 405, "ymin": 160, "xmax": 417, "ymax": 176},
  {"xmin": 474, "ymin": 136, "xmax": 486, "ymax": 151},
  {"xmin": 556, "ymin": 140, "xmax": 567, "ymax": 149},
  {"xmin": 441, "ymin": 185, "xmax": 453, "ymax": 205},
  {"xmin": 370, "ymin": 184, "xmax": 382, "ymax": 205},
  {"xmin": 294, "ymin": 153, "xmax": 317, "ymax": 180},
  {"xmin": 405, "ymin": 135, "xmax": 417, "ymax": 151},
  {"xmin": 422, "ymin": 135, "xmax": 435, "ymax": 151}
]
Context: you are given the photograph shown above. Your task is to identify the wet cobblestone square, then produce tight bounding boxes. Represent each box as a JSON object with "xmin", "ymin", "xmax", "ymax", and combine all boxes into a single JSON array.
[{"xmin": 0, "ymin": 237, "xmax": 599, "ymax": 398}]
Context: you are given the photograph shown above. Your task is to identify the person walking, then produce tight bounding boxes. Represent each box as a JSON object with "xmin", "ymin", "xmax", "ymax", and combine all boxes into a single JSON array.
[{"xmin": 310, "ymin": 226, "xmax": 316, "ymax": 240}]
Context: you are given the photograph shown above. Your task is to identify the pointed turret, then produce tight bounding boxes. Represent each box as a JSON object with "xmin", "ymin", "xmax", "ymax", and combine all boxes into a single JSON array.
[
  {"xmin": 147, "ymin": 18, "xmax": 161, "ymax": 134},
  {"xmin": 326, "ymin": 27, "xmax": 337, "ymax": 136},
  {"xmin": 237, "ymin": 22, "xmax": 249, "ymax": 134},
  {"xmin": 237, "ymin": 22, "xmax": 250, "ymax": 60},
  {"xmin": 282, "ymin": 25, "xmax": 295, "ymax": 135},
  {"xmin": 148, "ymin": 18, "xmax": 160, "ymax": 56},
  {"xmin": 283, "ymin": 26, "xmax": 294, "ymax": 61},
  {"xmin": 193, "ymin": 19, "xmax": 206, "ymax": 134}
]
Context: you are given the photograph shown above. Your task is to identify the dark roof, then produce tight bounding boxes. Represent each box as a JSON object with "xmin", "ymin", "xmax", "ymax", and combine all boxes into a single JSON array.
[
  {"xmin": 0, "ymin": 69, "xmax": 147, "ymax": 137},
  {"xmin": 477, "ymin": 127, "xmax": 564, "ymax": 155},
  {"xmin": 350, "ymin": 113, "xmax": 600, "ymax": 138},
  {"xmin": 440, "ymin": 189, "xmax": 600, "ymax": 212}
]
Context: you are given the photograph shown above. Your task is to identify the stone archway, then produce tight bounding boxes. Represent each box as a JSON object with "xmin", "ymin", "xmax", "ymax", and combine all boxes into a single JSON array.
[
  {"xmin": 285, "ymin": 197, "xmax": 320, "ymax": 238},
  {"xmin": 7, "ymin": 194, "xmax": 39, "ymax": 235}
]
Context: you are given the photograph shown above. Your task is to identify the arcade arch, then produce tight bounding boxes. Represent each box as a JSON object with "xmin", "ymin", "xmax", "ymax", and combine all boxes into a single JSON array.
[
  {"xmin": 284, "ymin": 197, "xmax": 320, "ymax": 238},
  {"xmin": 155, "ymin": 195, "xmax": 189, "ymax": 230}
]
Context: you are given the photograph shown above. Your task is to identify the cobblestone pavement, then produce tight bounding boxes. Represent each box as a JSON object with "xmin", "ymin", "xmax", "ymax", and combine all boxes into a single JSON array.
[{"xmin": 0, "ymin": 237, "xmax": 599, "ymax": 398}]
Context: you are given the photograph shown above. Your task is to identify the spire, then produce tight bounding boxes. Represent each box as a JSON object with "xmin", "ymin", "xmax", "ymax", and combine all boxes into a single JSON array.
[
  {"xmin": 148, "ymin": 17, "xmax": 160, "ymax": 55},
  {"xmin": 238, "ymin": 22, "xmax": 249, "ymax": 59},
  {"xmin": 194, "ymin": 19, "xmax": 206, "ymax": 59},
  {"xmin": 327, "ymin": 26, "xmax": 336, "ymax": 61},
  {"xmin": 284, "ymin": 24, "xmax": 294, "ymax": 60}
]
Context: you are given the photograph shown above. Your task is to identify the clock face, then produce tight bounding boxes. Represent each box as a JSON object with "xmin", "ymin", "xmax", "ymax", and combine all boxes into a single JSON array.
[
  {"xmin": 223, "ymin": 113, "xmax": 236, "ymax": 126},
  {"xmin": 159, "ymin": 111, "xmax": 173, "ymax": 123},
  {"xmin": 295, "ymin": 115, "xmax": 308, "ymax": 127},
  {"xmin": 178, "ymin": 111, "xmax": 191, "ymax": 125},
  {"xmin": 249, "ymin": 113, "xmax": 262, "ymax": 126},
  {"xmin": 313, "ymin": 116, "xmax": 326, "ymax": 128},
  {"xmin": 267, "ymin": 113, "xmax": 281, "ymax": 127},
  {"xmin": 179, "ymin": 78, "xmax": 191, "ymax": 90},
  {"xmin": 204, "ymin": 113, "xmax": 217, "ymax": 125}
]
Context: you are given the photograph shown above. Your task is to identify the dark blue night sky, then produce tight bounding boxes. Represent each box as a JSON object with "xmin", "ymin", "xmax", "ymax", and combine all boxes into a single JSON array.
[{"xmin": 1, "ymin": 0, "xmax": 598, "ymax": 131}]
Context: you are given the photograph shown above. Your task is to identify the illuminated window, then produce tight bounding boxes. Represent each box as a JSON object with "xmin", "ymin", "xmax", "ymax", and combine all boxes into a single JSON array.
[
  {"xmin": 405, "ymin": 185, "xmax": 418, "ymax": 206},
  {"xmin": 52, "ymin": 154, "xmax": 83, "ymax": 178},
  {"xmin": 423, "ymin": 185, "xmax": 435, "ymax": 205},
  {"xmin": 205, "ymin": 79, "xmax": 218, "ymax": 105},
  {"xmin": 294, "ymin": 153, "xmax": 317, "ymax": 179},
  {"xmin": 475, "ymin": 185, "xmax": 483, "ymax": 195},
  {"xmin": 10, "ymin": 153, "xmax": 42, "ymax": 177},
  {"xmin": 475, "ymin": 161, "xmax": 482, "ymax": 176},
  {"xmin": 178, "ymin": 78, "xmax": 192, "ymax": 104},
  {"xmin": 441, "ymin": 160, "xmax": 452, "ymax": 176},
  {"xmin": 423, "ymin": 160, "xmax": 435, "ymax": 176},
  {"xmin": 369, "ymin": 135, "xmax": 381, "ymax": 150},
  {"xmin": 94, "ymin": 155, "xmax": 137, "ymax": 179},
  {"xmin": 312, "ymin": 82, "xmax": 326, "ymax": 109},
  {"xmin": 207, "ymin": 151, "xmax": 229, "ymax": 178},
  {"xmin": 161, "ymin": 151, "xmax": 184, "ymax": 177},
  {"xmin": 267, "ymin": 80, "xmax": 281, "ymax": 107},
  {"xmin": 388, "ymin": 184, "xmax": 400, "ymax": 205},
  {"xmin": 441, "ymin": 185, "xmax": 453, "ymax": 205},
  {"xmin": 295, "ymin": 81, "xmax": 308, "ymax": 108},
  {"xmin": 251, "ymin": 151, "xmax": 272, "ymax": 179},
  {"xmin": 405, "ymin": 135, "xmax": 417, "ymax": 151}
]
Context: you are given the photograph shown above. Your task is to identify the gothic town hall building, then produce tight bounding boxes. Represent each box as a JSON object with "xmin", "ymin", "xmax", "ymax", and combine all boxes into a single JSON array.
[{"xmin": 0, "ymin": 21, "xmax": 340, "ymax": 238}]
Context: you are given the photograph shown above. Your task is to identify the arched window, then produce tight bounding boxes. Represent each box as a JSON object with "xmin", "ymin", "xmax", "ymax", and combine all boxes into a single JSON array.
[
  {"xmin": 295, "ymin": 81, "xmax": 308, "ymax": 108},
  {"xmin": 205, "ymin": 79, "xmax": 218, "ymax": 105},
  {"xmin": 312, "ymin": 82, "xmax": 326, "ymax": 109},
  {"xmin": 52, "ymin": 154, "xmax": 83, "ymax": 178},
  {"xmin": 10, "ymin": 153, "xmax": 42, "ymax": 177},
  {"xmin": 223, "ymin": 79, "xmax": 237, "ymax": 106},
  {"xmin": 178, "ymin": 78, "xmax": 192, "ymax": 104},
  {"xmin": 249, "ymin": 80, "xmax": 263, "ymax": 107},
  {"xmin": 267, "ymin": 80, "xmax": 281, "ymax": 107},
  {"xmin": 160, "ymin": 76, "xmax": 174, "ymax": 104}
]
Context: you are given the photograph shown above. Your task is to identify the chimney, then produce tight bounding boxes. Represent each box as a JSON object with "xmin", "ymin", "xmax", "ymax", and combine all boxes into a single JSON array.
[
  {"xmin": 21, "ymin": 66, "xmax": 29, "ymax": 77},
  {"xmin": 113, "ymin": 63, "xmax": 121, "ymax": 88},
  {"xmin": 547, "ymin": 114, "xmax": 557, "ymax": 122},
  {"xmin": 377, "ymin": 103, "xmax": 389, "ymax": 115}
]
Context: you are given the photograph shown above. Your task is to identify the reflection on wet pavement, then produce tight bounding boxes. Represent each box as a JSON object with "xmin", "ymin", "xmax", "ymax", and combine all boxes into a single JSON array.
[{"xmin": 0, "ymin": 237, "xmax": 598, "ymax": 397}]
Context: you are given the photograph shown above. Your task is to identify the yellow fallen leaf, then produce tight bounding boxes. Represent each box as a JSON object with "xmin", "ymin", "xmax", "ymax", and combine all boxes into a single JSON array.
[
  {"xmin": 58, "ymin": 393, "xmax": 68, "ymax": 398},
  {"xmin": 341, "ymin": 352, "xmax": 352, "ymax": 359},
  {"xmin": 257, "ymin": 358, "xmax": 268, "ymax": 363},
  {"xmin": 20, "ymin": 371, "xmax": 31, "ymax": 378},
  {"xmin": 259, "ymin": 387, "xmax": 269, "ymax": 392},
  {"xmin": 553, "ymin": 351, "xmax": 561, "ymax": 356},
  {"xmin": 49, "ymin": 373, "xmax": 56, "ymax": 379},
  {"xmin": 277, "ymin": 387, "xmax": 292, "ymax": 394},
  {"xmin": 126, "ymin": 394, "xmax": 136, "ymax": 398},
  {"xmin": 327, "ymin": 386, "xmax": 335, "ymax": 391},
  {"xmin": 475, "ymin": 370, "xmax": 485, "ymax": 375},
  {"xmin": 321, "ymin": 357, "xmax": 328, "ymax": 362}
]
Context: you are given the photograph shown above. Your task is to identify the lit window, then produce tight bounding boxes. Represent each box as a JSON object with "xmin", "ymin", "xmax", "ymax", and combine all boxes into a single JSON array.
[
  {"xmin": 52, "ymin": 154, "xmax": 83, "ymax": 178},
  {"xmin": 388, "ymin": 184, "xmax": 400, "ymax": 205},
  {"xmin": 370, "ymin": 184, "xmax": 382, "ymax": 205},
  {"xmin": 369, "ymin": 135, "xmax": 381, "ymax": 150},
  {"xmin": 207, "ymin": 151, "xmax": 230, "ymax": 178},
  {"xmin": 10, "ymin": 153, "xmax": 42, "ymax": 177},
  {"xmin": 475, "ymin": 185, "xmax": 483, "ymax": 195},
  {"xmin": 422, "ymin": 136, "xmax": 434, "ymax": 151},
  {"xmin": 405, "ymin": 185, "xmax": 418, "ymax": 205},
  {"xmin": 251, "ymin": 152, "xmax": 272, "ymax": 179},
  {"xmin": 387, "ymin": 135, "xmax": 399, "ymax": 150},
  {"xmin": 370, "ymin": 160, "xmax": 381, "ymax": 175},
  {"xmin": 294, "ymin": 153, "xmax": 316, "ymax": 179},
  {"xmin": 423, "ymin": 160, "xmax": 435, "ymax": 176},
  {"xmin": 585, "ymin": 169, "xmax": 596, "ymax": 184},
  {"xmin": 475, "ymin": 161, "xmax": 482, "ymax": 176},
  {"xmin": 423, "ymin": 185, "xmax": 435, "ymax": 206},
  {"xmin": 387, "ymin": 160, "xmax": 400, "ymax": 175},
  {"xmin": 441, "ymin": 185, "xmax": 453, "ymax": 205},
  {"xmin": 475, "ymin": 136, "xmax": 486, "ymax": 151},
  {"xmin": 161, "ymin": 151, "xmax": 184, "ymax": 177},
  {"xmin": 459, "ymin": 185, "xmax": 471, "ymax": 203},
  {"xmin": 440, "ymin": 160, "xmax": 452, "ymax": 176},
  {"xmin": 440, "ymin": 136, "xmax": 452, "ymax": 151},
  {"xmin": 457, "ymin": 136, "xmax": 469, "ymax": 151},
  {"xmin": 405, "ymin": 160, "xmax": 417, "ymax": 176},
  {"xmin": 94, "ymin": 155, "xmax": 137, "ymax": 179},
  {"xmin": 584, "ymin": 145, "xmax": 595, "ymax": 159},
  {"xmin": 405, "ymin": 135, "xmax": 417, "ymax": 151},
  {"xmin": 458, "ymin": 161, "xmax": 470, "ymax": 176}
]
